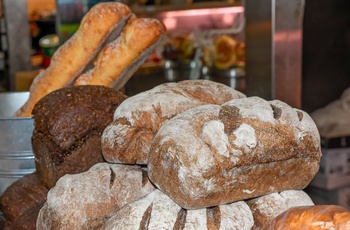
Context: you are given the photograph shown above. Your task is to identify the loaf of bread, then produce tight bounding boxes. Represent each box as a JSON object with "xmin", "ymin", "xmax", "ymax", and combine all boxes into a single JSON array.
[
  {"xmin": 14, "ymin": 2, "xmax": 132, "ymax": 117},
  {"xmin": 32, "ymin": 85, "xmax": 127, "ymax": 188},
  {"xmin": 269, "ymin": 205, "xmax": 350, "ymax": 230},
  {"xmin": 103, "ymin": 189, "xmax": 254, "ymax": 230},
  {"xmin": 102, "ymin": 80, "xmax": 246, "ymax": 165},
  {"xmin": 36, "ymin": 163, "xmax": 155, "ymax": 230},
  {"xmin": 74, "ymin": 16, "xmax": 165, "ymax": 90},
  {"xmin": 246, "ymin": 190, "xmax": 314, "ymax": 230},
  {"xmin": 0, "ymin": 173, "xmax": 48, "ymax": 223},
  {"xmin": 148, "ymin": 97, "xmax": 322, "ymax": 209}
]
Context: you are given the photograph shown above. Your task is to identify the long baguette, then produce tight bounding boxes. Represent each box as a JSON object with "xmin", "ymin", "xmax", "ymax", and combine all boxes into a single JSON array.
[
  {"xmin": 74, "ymin": 16, "xmax": 165, "ymax": 89},
  {"xmin": 14, "ymin": 2, "xmax": 132, "ymax": 117}
]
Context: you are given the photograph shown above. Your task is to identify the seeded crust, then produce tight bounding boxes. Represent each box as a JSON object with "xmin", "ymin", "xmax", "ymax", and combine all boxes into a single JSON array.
[{"xmin": 31, "ymin": 85, "xmax": 127, "ymax": 189}]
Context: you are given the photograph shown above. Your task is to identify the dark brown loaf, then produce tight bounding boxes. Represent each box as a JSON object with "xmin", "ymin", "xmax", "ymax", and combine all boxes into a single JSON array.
[
  {"xmin": 36, "ymin": 163, "xmax": 155, "ymax": 230},
  {"xmin": 102, "ymin": 79, "xmax": 246, "ymax": 165},
  {"xmin": 246, "ymin": 190, "xmax": 314, "ymax": 230},
  {"xmin": 32, "ymin": 85, "xmax": 127, "ymax": 189},
  {"xmin": 103, "ymin": 189, "xmax": 254, "ymax": 229},
  {"xmin": 148, "ymin": 97, "xmax": 322, "ymax": 209},
  {"xmin": 0, "ymin": 173, "xmax": 48, "ymax": 223}
]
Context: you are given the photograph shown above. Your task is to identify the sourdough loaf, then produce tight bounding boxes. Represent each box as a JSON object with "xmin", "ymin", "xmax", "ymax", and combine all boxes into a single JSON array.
[
  {"xmin": 102, "ymin": 79, "xmax": 246, "ymax": 165},
  {"xmin": 269, "ymin": 205, "xmax": 350, "ymax": 230},
  {"xmin": 148, "ymin": 97, "xmax": 322, "ymax": 209},
  {"xmin": 246, "ymin": 190, "xmax": 314, "ymax": 230},
  {"xmin": 0, "ymin": 173, "xmax": 48, "ymax": 223},
  {"xmin": 32, "ymin": 85, "xmax": 127, "ymax": 188},
  {"xmin": 36, "ymin": 163, "xmax": 155, "ymax": 230},
  {"xmin": 103, "ymin": 189, "xmax": 254, "ymax": 230},
  {"xmin": 14, "ymin": 2, "xmax": 132, "ymax": 117}
]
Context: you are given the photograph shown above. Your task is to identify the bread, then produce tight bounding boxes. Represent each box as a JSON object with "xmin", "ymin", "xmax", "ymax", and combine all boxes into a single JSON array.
[
  {"xmin": 102, "ymin": 79, "xmax": 246, "ymax": 165},
  {"xmin": 7, "ymin": 200, "xmax": 45, "ymax": 230},
  {"xmin": 32, "ymin": 85, "xmax": 127, "ymax": 188},
  {"xmin": 0, "ymin": 173, "xmax": 48, "ymax": 223},
  {"xmin": 74, "ymin": 16, "xmax": 165, "ymax": 90},
  {"xmin": 269, "ymin": 205, "xmax": 350, "ymax": 230},
  {"xmin": 14, "ymin": 2, "xmax": 132, "ymax": 117},
  {"xmin": 246, "ymin": 190, "xmax": 314, "ymax": 230},
  {"xmin": 103, "ymin": 189, "xmax": 254, "ymax": 230},
  {"xmin": 148, "ymin": 97, "xmax": 322, "ymax": 209},
  {"xmin": 36, "ymin": 163, "xmax": 155, "ymax": 230}
]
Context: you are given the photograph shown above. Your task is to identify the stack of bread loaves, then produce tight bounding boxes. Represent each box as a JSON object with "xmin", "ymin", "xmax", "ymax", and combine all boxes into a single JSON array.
[
  {"xmin": 2, "ymin": 1, "xmax": 349, "ymax": 229},
  {"xmin": 31, "ymin": 79, "xmax": 348, "ymax": 229}
]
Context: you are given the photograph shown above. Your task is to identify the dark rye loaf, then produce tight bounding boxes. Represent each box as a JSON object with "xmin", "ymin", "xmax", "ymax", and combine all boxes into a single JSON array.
[
  {"xmin": 32, "ymin": 85, "xmax": 127, "ymax": 189},
  {"xmin": 148, "ymin": 97, "xmax": 322, "ymax": 209}
]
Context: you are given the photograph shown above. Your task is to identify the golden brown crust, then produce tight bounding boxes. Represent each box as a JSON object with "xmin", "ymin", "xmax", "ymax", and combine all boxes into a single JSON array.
[
  {"xmin": 74, "ymin": 17, "xmax": 165, "ymax": 89},
  {"xmin": 270, "ymin": 205, "xmax": 350, "ymax": 230},
  {"xmin": 14, "ymin": 2, "xmax": 132, "ymax": 117}
]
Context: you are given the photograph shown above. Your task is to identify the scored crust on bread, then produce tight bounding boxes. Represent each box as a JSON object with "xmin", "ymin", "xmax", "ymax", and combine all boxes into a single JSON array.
[
  {"xmin": 74, "ymin": 16, "xmax": 166, "ymax": 89},
  {"xmin": 14, "ymin": 2, "xmax": 132, "ymax": 117}
]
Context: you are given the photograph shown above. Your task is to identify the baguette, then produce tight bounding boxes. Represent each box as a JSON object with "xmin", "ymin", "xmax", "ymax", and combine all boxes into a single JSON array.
[
  {"xmin": 14, "ymin": 2, "xmax": 132, "ymax": 117},
  {"xmin": 74, "ymin": 16, "xmax": 165, "ymax": 89}
]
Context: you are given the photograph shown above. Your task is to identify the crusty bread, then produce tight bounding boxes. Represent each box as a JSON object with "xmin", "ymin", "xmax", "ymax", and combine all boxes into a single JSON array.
[
  {"xmin": 103, "ymin": 189, "xmax": 254, "ymax": 230},
  {"xmin": 148, "ymin": 97, "xmax": 322, "ymax": 209},
  {"xmin": 31, "ymin": 85, "xmax": 127, "ymax": 189},
  {"xmin": 269, "ymin": 205, "xmax": 350, "ymax": 230},
  {"xmin": 14, "ymin": 2, "xmax": 132, "ymax": 117},
  {"xmin": 101, "ymin": 80, "xmax": 246, "ymax": 165},
  {"xmin": 0, "ymin": 173, "xmax": 48, "ymax": 223},
  {"xmin": 74, "ymin": 16, "xmax": 165, "ymax": 89},
  {"xmin": 36, "ymin": 163, "xmax": 155, "ymax": 230},
  {"xmin": 246, "ymin": 190, "xmax": 314, "ymax": 230}
]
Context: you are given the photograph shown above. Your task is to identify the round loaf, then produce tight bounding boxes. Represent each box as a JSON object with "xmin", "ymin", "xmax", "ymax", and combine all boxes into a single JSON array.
[
  {"xmin": 102, "ymin": 79, "xmax": 246, "ymax": 165},
  {"xmin": 246, "ymin": 190, "xmax": 314, "ymax": 229},
  {"xmin": 148, "ymin": 97, "xmax": 322, "ymax": 209},
  {"xmin": 103, "ymin": 189, "xmax": 254, "ymax": 230},
  {"xmin": 36, "ymin": 163, "xmax": 155, "ymax": 230}
]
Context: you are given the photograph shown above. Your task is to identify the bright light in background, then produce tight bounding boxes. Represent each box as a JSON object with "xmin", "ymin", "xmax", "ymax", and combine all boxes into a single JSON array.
[
  {"xmin": 161, "ymin": 6, "xmax": 244, "ymax": 18},
  {"xmin": 163, "ymin": 17, "xmax": 178, "ymax": 30},
  {"xmin": 222, "ymin": 14, "xmax": 235, "ymax": 25}
]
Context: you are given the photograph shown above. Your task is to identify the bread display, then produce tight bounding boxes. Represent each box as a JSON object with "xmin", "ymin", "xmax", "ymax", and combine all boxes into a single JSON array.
[
  {"xmin": 31, "ymin": 85, "xmax": 127, "ymax": 189},
  {"xmin": 0, "ymin": 173, "xmax": 48, "ymax": 224},
  {"xmin": 269, "ymin": 205, "xmax": 350, "ymax": 229},
  {"xmin": 74, "ymin": 16, "xmax": 165, "ymax": 90},
  {"xmin": 36, "ymin": 163, "xmax": 155, "ymax": 230},
  {"xmin": 101, "ymin": 79, "xmax": 246, "ymax": 165},
  {"xmin": 148, "ymin": 97, "xmax": 322, "ymax": 209},
  {"xmin": 246, "ymin": 190, "xmax": 314, "ymax": 230},
  {"xmin": 14, "ymin": 2, "xmax": 132, "ymax": 117},
  {"xmin": 102, "ymin": 189, "xmax": 255, "ymax": 230}
]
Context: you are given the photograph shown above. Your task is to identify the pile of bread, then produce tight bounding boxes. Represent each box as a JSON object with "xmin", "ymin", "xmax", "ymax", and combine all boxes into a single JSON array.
[{"xmin": 1, "ymin": 2, "xmax": 350, "ymax": 230}]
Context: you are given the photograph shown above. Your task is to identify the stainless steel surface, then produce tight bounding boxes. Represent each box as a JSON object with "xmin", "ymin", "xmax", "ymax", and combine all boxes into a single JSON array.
[
  {"xmin": 245, "ymin": 0, "xmax": 304, "ymax": 108},
  {"xmin": 0, "ymin": 92, "xmax": 35, "ymax": 195},
  {"xmin": 202, "ymin": 67, "xmax": 246, "ymax": 93}
]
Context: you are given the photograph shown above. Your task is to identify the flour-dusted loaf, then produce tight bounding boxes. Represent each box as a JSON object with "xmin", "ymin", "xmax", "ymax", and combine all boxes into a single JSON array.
[
  {"xmin": 36, "ymin": 163, "xmax": 155, "ymax": 230},
  {"xmin": 102, "ymin": 80, "xmax": 246, "ymax": 165},
  {"xmin": 148, "ymin": 97, "xmax": 322, "ymax": 209},
  {"xmin": 103, "ymin": 189, "xmax": 254, "ymax": 230},
  {"xmin": 246, "ymin": 190, "xmax": 314, "ymax": 230},
  {"xmin": 32, "ymin": 85, "xmax": 127, "ymax": 189}
]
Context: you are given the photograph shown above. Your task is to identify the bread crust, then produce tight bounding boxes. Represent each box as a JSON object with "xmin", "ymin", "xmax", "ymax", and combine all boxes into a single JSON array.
[
  {"xmin": 74, "ymin": 16, "xmax": 166, "ymax": 89},
  {"xmin": 14, "ymin": 2, "xmax": 132, "ymax": 117},
  {"xmin": 148, "ymin": 97, "xmax": 322, "ymax": 209}
]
